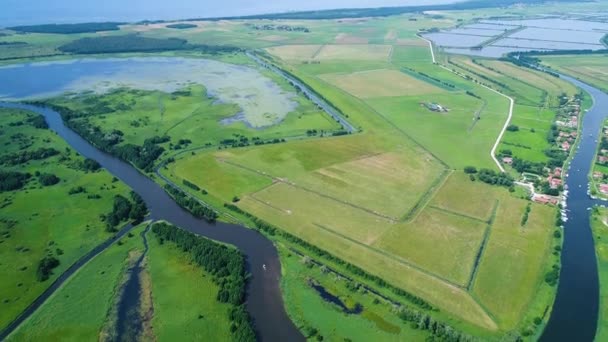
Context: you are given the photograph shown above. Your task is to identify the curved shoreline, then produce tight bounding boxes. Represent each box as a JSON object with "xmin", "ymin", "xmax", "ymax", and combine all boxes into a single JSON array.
[{"xmin": 0, "ymin": 102, "xmax": 304, "ymax": 341}]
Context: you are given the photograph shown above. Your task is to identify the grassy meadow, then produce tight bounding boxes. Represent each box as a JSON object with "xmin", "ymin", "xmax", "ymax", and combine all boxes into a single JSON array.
[
  {"xmin": 0, "ymin": 7, "xmax": 580, "ymax": 340},
  {"xmin": 0, "ymin": 108, "xmax": 131, "ymax": 330},
  {"xmin": 542, "ymin": 54, "xmax": 608, "ymax": 93},
  {"xmin": 279, "ymin": 245, "xmax": 430, "ymax": 341},
  {"xmin": 6, "ymin": 224, "xmax": 146, "ymax": 341},
  {"xmin": 147, "ymin": 229, "xmax": 233, "ymax": 341}
]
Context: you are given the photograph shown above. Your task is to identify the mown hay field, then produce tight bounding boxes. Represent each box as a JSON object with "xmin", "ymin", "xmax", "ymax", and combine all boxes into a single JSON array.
[
  {"xmin": 318, "ymin": 69, "xmax": 445, "ymax": 99},
  {"xmin": 314, "ymin": 44, "xmax": 392, "ymax": 61}
]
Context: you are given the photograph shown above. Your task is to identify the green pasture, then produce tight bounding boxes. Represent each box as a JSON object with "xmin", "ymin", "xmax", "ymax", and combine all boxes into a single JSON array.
[
  {"xmin": 7, "ymin": 224, "xmax": 146, "ymax": 341},
  {"xmin": 542, "ymin": 54, "xmax": 608, "ymax": 93},
  {"xmin": 147, "ymin": 233, "xmax": 232, "ymax": 341},
  {"xmin": 279, "ymin": 246, "xmax": 429, "ymax": 341},
  {"xmin": 0, "ymin": 108, "xmax": 130, "ymax": 330}
]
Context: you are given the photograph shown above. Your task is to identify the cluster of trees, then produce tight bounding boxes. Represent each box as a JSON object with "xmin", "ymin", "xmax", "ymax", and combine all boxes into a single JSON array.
[
  {"xmin": 249, "ymin": 24, "xmax": 310, "ymax": 32},
  {"xmin": 164, "ymin": 185, "xmax": 218, "ymax": 222},
  {"xmin": 397, "ymin": 307, "xmax": 475, "ymax": 342},
  {"xmin": 80, "ymin": 158, "xmax": 102, "ymax": 172},
  {"xmin": 0, "ymin": 147, "xmax": 59, "ymax": 166},
  {"xmin": 165, "ymin": 23, "xmax": 197, "ymax": 29},
  {"xmin": 506, "ymin": 124, "xmax": 519, "ymax": 132},
  {"xmin": 0, "ymin": 41, "xmax": 27, "ymax": 46},
  {"xmin": 521, "ymin": 203, "xmax": 531, "ymax": 226},
  {"xmin": 0, "ymin": 170, "xmax": 30, "ymax": 192},
  {"xmin": 223, "ymin": 203, "xmax": 435, "ymax": 310},
  {"xmin": 9, "ymin": 22, "xmax": 122, "ymax": 34},
  {"xmin": 472, "ymin": 168, "xmax": 514, "ymax": 187},
  {"xmin": 465, "ymin": 90, "xmax": 481, "ymax": 99},
  {"xmin": 511, "ymin": 157, "xmax": 545, "ymax": 175},
  {"xmin": 38, "ymin": 173, "xmax": 60, "ymax": 186},
  {"xmin": 36, "ymin": 256, "xmax": 60, "ymax": 281},
  {"xmin": 182, "ymin": 179, "xmax": 200, "ymax": 191},
  {"xmin": 112, "ymin": 136, "xmax": 167, "ymax": 171},
  {"xmin": 544, "ymin": 263, "xmax": 560, "ymax": 286},
  {"xmin": 105, "ymin": 192, "xmax": 148, "ymax": 231},
  {"xmin": 26, "ymin": 115, "xmax": 48, "ymax": 129},
  {"xmin": 68, "ymin": 186, "xmax": 86, "ymax": 195},
  {"xmin": 59, "ymin": 35, "xmax": 189, "ymax": 54},
  {"xmin": 58, "ymin": 34, "xmax": 241, "ymax": 55},
  {"xmin": 151, "ymin": 222, "xmax": 255, "ymax": 341}
]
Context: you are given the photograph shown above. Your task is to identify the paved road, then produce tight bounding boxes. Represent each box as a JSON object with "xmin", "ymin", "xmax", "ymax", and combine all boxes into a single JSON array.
[{"xmin": 247, "ymin": 52, "xmax": 357, "ymax": 134}]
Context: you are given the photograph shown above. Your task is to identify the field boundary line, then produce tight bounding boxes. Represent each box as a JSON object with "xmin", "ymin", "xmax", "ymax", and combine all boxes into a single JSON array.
[
  {"xmin": 400, "ymin": 169, "xmax": 453, "ymax": 223},
  {"xmin": 312, "ymin": 222, "xmax": 467, "ymax": 289},
  {"xmin": 311, "ymin": 44, "xmax": 326, "ymax": 59},
  {"xmin": 219, "ymin": 158, "xmax": 399, "ymax": 222},
  {"xmin": 427, "ymin": 204, "xmax": 489, "ymax": 224},
  {"xmin": 466, "ymin": 200, "xmax": 499, "ymax": 291},
  {"xmin": 418, "ymin": 34, "xmax": 514, "ymax": 172}
]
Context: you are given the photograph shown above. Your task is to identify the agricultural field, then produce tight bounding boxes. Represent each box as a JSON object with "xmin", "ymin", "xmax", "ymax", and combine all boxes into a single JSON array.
[
  {"xmin": 0, "ymin": 5, "xmax": 584, "ymax": 340},
  {"xmin": 0, "ymin": 108, "xmax": 131, "ymax": 330},
  {"xmin": 542, "ymin": 54, "xmax": 608, "ymax": 93}
]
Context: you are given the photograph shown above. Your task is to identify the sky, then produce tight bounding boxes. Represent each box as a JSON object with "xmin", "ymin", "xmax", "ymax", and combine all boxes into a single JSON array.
[{"xmin": 0, "ymin": 0, "xmax": 459, "ymax": 27}]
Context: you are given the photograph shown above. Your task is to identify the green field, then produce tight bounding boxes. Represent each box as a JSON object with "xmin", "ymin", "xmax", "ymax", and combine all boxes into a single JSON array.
[
  {"xmin": 542, "ymin": 54, "xmax": 608, "ymax": 93},
  {"xmin": 7, "ymin": 224, "xmax": 147, "ymax": 341},
  {"xmin": 147, "ymin": 229, "xmax": 233, "ymax": 341},
  {"xmin": 279, "ymin": 245, "xmax": 430, "ymax": 341},
  {"xmin": 0, "ymin": 108, "xmax": 131, "ymax": 330},
  {"xmin": 0, "ymin": 6, "xmax": 582, "ymax": 340}
]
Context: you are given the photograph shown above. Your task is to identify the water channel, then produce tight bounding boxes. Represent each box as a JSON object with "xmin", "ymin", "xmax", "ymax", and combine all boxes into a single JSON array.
[
  {"xmin": 0, "ymin": 102, "xmax": 304, "ymax": 341},
  {"xmin": 0, "ymin": 64, "xmax": 606, "ymax": 341}
]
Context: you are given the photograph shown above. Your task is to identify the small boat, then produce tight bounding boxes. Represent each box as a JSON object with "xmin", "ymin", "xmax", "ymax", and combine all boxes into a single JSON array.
[{"xmin": 263, "ymin": 264, "xmax": 267, "ymax": 271}]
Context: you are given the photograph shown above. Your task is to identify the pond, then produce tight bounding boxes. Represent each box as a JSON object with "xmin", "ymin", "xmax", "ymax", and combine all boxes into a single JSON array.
[{"xmin": 0, "ymin": 57, "xmax": 298, "ymax": 128}]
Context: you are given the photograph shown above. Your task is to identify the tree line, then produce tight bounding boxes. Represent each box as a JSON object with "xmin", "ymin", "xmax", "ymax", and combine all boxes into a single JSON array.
[
  {"xmin": 35, "ymin": 104, "xmax": 168, "ymax": 172},
  {"xmin": 8, "ymin": 22, "xmax": 123, "ymax": 34},
  {"xmin": 164, "ymin": 184, "xmax": 218, "ymax": 222},
  {"xmin": 223, "ymin": 203, "xmax": 435, "ymax": 311},
  {"xmin": 58, "ymin": 34, "xmax": 242, "ymax": 55},
  {"xmin": 151, "ymin": 222, "xmax": 255, "ymax": 341},
  {"xmin": 0, "ymin": 147, "xmax": 60, "ymax": 166}
]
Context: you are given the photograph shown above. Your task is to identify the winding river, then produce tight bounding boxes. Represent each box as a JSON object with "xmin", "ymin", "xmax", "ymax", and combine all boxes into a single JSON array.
[
  {"xmin": 0, "ymin": 102, "xmax": 303, "ymax": 341},
  {"xmin": 0, "ymin": 64, "xmax": 606, "ymax": 341}
]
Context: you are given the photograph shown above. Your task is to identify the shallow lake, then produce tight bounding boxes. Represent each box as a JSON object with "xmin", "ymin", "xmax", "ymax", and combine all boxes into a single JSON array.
[{"xmin": 0, "ymin": 57, "xmax": 297, "ymax": 128}]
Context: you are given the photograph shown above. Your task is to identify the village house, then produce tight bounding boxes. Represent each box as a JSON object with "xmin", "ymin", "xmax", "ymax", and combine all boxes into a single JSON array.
[
  {"xmin": 549, "ymin": 177, "xmax": 562, "ymax": 189},
  {"xmin": 594, "ymin": 171, "xmax": 603, "ymax": 180},
  {"xmin": 533, "ymin": 194, "xmax": 559, "ymax": 205},
  {"xmin": 600, "ymin": 184, "xmax": 608, "ymax": 195},
  {"xmin": 599, "ymin": 155, "xmax": 608, "ymax": 164},
  {"xmin": 561, "ymin": 141, "xmax": 571, "ymax": 151},
  {"xmin": 502, "ymin": 157, "xmax": 513, "ymax": 165},
  {"xmin": 553, "ymin": 168, "xmax": 562, "ymax": 178}
]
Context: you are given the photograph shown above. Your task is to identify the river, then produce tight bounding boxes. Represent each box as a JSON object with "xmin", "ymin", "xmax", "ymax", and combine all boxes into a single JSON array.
[
  {"xmin": 0, "ymin": 69, "xmax": 606, "ymax": 341},
  {"xmin": 0, "ymin": 102, "xmax": 303, "ymax": 341},
  {"xmin": 540, "ymin": 75, "xmax": 607, "ymax": 341}
]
